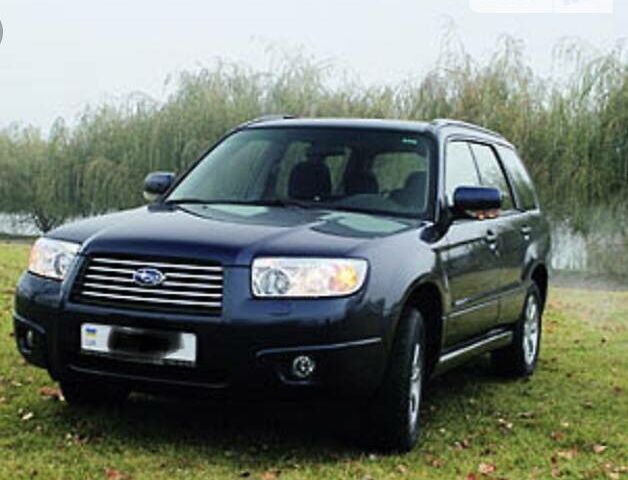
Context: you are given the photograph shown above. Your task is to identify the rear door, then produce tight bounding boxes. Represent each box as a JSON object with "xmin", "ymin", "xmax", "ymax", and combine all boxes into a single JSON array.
[
  {"xmin": 441, "ymin": 141, "xmax": 501, "ymax": 347},
  {"xmin": 494, "ymin": 145, "xmax": 542, "ymax": 323},
  {"xmin": 469, "ymin": 142, "xmax": 529, "ymax": 327}
]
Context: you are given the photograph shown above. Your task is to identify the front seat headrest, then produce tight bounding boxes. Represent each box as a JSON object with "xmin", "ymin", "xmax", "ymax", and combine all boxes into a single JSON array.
[
  {"xmin": 391, "ymin": 171, "xmax": 427, "ymax": 209},
  {"xmin": 288, "ymin": 160, "xmax": 332, "ymax": 200}
]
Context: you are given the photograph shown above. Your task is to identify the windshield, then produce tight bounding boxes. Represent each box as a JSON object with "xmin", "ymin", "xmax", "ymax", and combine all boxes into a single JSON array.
[{"xmin": 167, "ymin": 127, "xmax": 436, "ymax": 218}]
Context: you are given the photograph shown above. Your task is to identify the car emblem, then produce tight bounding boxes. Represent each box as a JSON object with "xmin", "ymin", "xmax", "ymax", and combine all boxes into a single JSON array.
[{"xmin": 133, "ymin": 268, "xmax": 165, "ymax": 287}]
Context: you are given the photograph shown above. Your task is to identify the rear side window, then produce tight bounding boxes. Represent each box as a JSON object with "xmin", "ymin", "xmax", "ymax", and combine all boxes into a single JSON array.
[
  {"xmin": 445, "ymin": 141, "xmax": 480, "ymax": 202},
  {"xmin": 496, "ymin": 146, "xmax": 538, "ymax": 210},
  {"xmin": 469, "ymin": 143, "xmax": 514, "ymax": 211}
]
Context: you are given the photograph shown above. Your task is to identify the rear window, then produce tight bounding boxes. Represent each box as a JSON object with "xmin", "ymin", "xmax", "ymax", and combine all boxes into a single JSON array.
[{"xmin": 496, "ymin": 146, "xmax": 539, "ymax": 211}]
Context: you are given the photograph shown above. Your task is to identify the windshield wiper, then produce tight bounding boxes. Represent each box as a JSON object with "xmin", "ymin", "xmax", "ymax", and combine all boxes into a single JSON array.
[
  {"xmin": 302, "ymin": 202, "xmax": 419, "ymax": 219},
  {"xmin": 163, "ymin": 198, "xmax": 213, "ymax": 205},
  {"xmin": 163, "ymin": 198, "xmax": 415, "ymax": 218},
  {"xmin": 253, "ymin": 199, "xmax": 319, "ymax": 209},
  {"xmin": 163, "ymin": 198, "xmax": 317, "ymax": 209}
]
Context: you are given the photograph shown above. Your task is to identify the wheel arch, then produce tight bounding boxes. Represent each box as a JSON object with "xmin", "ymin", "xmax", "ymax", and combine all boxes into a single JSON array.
[
  {"xmin": 530, "ymin": 262, "xmax": 549, "ymax": 311},
  {"xmin": 397, "ymin": 279, "xmax": 445, "ymax": 378}
]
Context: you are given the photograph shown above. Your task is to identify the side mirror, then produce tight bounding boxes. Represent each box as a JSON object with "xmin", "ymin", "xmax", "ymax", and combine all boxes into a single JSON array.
[
  {"xmin": 453, "ymin": 186, "xmax": 502, "ymax": 218},
  {"xmin": 143, "ymin": 172, "xmax": 176, "ymax": 202}
]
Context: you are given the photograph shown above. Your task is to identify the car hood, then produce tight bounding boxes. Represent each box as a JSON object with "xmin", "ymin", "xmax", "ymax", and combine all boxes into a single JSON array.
[{"xmin": 49, "ymin": 204, "xmax": 420, "ymax": 266}]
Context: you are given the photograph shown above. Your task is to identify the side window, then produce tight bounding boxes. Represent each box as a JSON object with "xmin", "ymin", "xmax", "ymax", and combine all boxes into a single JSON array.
[
  {"xmin": 496, "ymin": 146, "xmax": 538, "ymax": 210},
  {"xmin": 469, "ymin": 143, "xmax": 514, "ymax": 211},
  {"xmin": 445, "ymin": 141, "xmax": 480, "ymax": 202}
]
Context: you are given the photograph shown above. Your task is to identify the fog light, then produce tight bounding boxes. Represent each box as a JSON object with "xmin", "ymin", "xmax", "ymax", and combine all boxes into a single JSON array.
[
  {"xmin": 25, "ymin": 329, "xmax": 36, "ymax": 349},
  {"xmin": 292, "ymin": 355, "xmax": 316, "ymax": 379}
]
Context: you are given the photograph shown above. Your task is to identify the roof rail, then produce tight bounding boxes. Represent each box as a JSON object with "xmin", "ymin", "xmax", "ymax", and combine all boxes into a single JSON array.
[
  {"xmin": 431, "ymin": 118, "xmax": 504, "ymax": 139},
  {"xmin": 238, "ymin": 114, "xmax": 297, "ymax": 129}
]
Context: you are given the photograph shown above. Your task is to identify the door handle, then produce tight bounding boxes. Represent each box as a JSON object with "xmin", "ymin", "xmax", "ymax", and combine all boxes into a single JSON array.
[
  {"xmin": 521, "ymin": 225, "xmax": 532, "ymax": 240},
  {"xmin": 485, "ymin": 229, "xmax": 499, "ymax": 252}
]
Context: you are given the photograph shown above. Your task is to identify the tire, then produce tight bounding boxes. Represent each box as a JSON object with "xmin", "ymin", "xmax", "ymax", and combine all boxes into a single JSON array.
[
  {"xmin": 491, "ymin": 284, "xmax": 543, "ymax": 377},
  {"xmin": 60, "ymin": 380, "xmax": 129, "ymax": 406},
  {"xmin": 367, "ymin": 307, "xmax": 426, "ymax": 452}
]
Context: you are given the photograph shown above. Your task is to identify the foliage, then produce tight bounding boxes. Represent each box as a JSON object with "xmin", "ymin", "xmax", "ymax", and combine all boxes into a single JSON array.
[{"xmin": 0, "ymin": 38, "xmax": 627, "ymax": 233}]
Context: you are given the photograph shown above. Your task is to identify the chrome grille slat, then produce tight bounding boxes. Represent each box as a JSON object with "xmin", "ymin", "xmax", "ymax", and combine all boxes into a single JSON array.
[
  {"xmin": 163, "ymin": 272, "xmax": 223, "ymax": 281},
  {"xmin": 84, "ymin": 274, "xmax": 223, "ymax": 290},
  {"xmin": 84, "ymin": 274, "xmax": 135, "ymax": 283},
  {"xmin": 81, "ymin": 291, "xmax": 221, "ymax": 308},
  {"xmin": 90, "ymin": 266, "xmax": 137, "ymax": 275},
  {"xmin": 92, "ymin": 257, "xmax": 223, "ymax": 272},
  {"xmin": 82, "ymin": 283, "xmax": 223, "ymax": 298},
  {"xmin": 74, "ymin": 256, "xmax": 224, "ymax": 314},
  {"xmin": 162, "ymin": 281, "xmax": 222, "ymax": 290}
]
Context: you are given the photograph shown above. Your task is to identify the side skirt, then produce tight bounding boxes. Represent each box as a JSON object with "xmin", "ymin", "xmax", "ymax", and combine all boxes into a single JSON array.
[{"xmin": 433, "ymin": 330, "xmax": 513, "ymax": 376}]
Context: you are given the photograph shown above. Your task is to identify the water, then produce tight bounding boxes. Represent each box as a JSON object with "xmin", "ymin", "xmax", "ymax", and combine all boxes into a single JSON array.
[
  {"xmin": 0, "ymin": 213, "xmax": 40, "ymax": 236},
  {"xmin": 551, "ymin": 221, "xmax": 588, "ymax": 271}
]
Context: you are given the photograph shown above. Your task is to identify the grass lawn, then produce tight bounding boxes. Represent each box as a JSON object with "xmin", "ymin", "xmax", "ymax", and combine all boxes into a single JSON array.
[{"xmin": 0, "ymin": 243, "xmax": 626, "ymax": 479}]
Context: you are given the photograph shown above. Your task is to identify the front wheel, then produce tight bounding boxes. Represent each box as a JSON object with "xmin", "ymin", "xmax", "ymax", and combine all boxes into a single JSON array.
[
  {"xmin": 492, "ymin": 284, "xmax": 543, "ymax": 377},
  {"xmin": 367, "ymin": 308, "xmax": 426, "ymax": 452}
]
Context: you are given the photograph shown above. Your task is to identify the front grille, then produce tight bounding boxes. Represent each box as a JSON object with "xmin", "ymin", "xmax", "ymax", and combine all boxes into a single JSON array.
[{"xmin": 73, "ymin": 256, "xmax": 223, "ymax": 315}]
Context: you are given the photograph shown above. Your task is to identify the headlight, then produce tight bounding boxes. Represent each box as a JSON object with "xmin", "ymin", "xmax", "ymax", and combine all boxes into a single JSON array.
[
  {"xmin": 28, "ymin": 238, "xmax": 80, "ymax": 281},
  {"xmin": 252, "ymin": 257, "xmax": 368, "ymax": 298}
]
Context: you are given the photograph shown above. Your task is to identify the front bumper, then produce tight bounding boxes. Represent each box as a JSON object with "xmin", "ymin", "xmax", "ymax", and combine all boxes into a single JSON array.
[{"xmin": 14, "ymin": 270, "xmax": 390, "ymax": 398}]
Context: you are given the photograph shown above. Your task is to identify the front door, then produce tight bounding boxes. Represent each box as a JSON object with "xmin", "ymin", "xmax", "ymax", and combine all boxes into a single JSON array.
[
  {"xmin": 443, "ymin": 217, "xmax": 503, "ymax": 346},
  {"xmin": 469, "ymin": 142, "xmax": 528, "ymax": 324}
]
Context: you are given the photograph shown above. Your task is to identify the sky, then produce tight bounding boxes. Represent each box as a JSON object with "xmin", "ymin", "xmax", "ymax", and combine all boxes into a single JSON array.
[{"xmin": 0, "ymin": 0, "xmax": 626, "ymax": 132}]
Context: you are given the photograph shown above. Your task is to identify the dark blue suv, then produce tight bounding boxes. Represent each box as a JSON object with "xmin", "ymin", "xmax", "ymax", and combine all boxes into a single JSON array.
[{"xmin": 14, "ymin": 117, "xmax": 550, "ymax": 451}]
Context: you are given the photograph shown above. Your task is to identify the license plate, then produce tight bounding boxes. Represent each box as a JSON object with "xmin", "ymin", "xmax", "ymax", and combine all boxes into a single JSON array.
[{"xmin": 80, "ymin": 323, "xmax": 196, "ymax": 366}]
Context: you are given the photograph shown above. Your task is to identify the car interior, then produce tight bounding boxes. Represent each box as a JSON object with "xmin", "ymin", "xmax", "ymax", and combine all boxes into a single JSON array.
[{"xmin": 285, "ymin": 143, "xmax": 429, "ymax": 214}]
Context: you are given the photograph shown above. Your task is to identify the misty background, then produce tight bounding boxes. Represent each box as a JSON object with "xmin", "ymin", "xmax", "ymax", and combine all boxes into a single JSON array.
[
  {"xmin": 1, "ymin": 0, "xmax": 626, "ymax": 129},
  {"xmin": 0, "ymin": 0, "xmax": 627, "ymax": 278}
]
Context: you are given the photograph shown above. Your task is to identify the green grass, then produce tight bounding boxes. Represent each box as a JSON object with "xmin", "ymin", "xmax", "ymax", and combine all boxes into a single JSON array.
[{"xmin": 0, "ymin": 243, "xmax": 626, "ymax": 479}]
